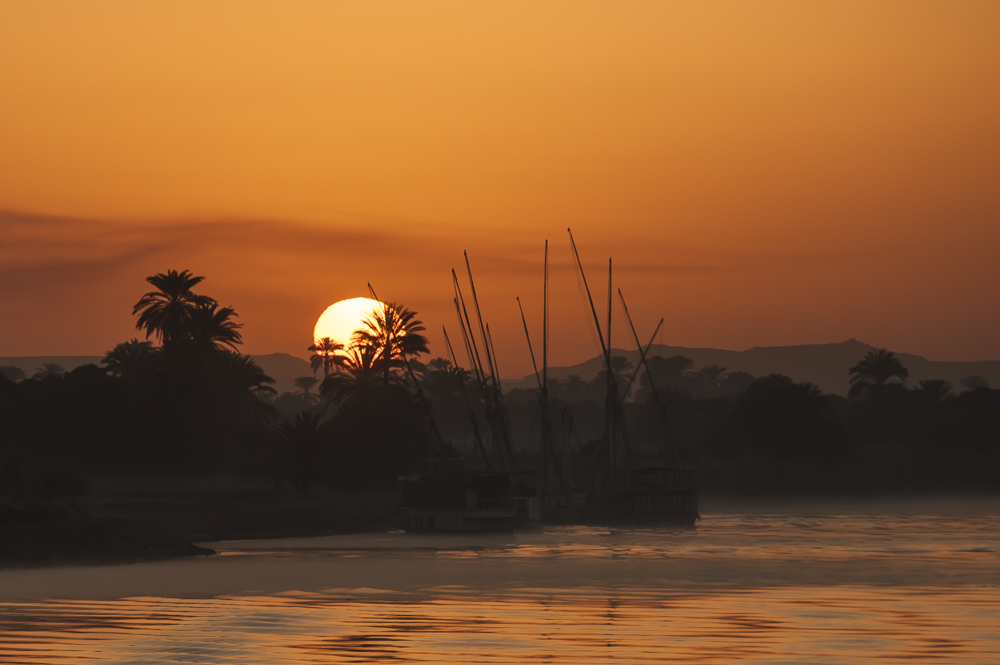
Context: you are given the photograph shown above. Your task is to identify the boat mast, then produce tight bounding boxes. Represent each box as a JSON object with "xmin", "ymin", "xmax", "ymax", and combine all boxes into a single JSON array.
[
  {"xmin": 443, "ymin": 324, "xmax": 492, "ymax": 470},
  {"xmin": 618, "ymin": 290, "xmax": 680, "ymax": 470},
  {"xmin": 457, "ymin": 255, "xmax": 520, "ymax": 486},
  {"xmin": 541, "ymin": 239, "xmax": 561, "ymax": 492},
  {"xmin": 568, "ymin": 228, "xmax": 625, "ymax": 489},
  {"xmin": 517, "ymin": 291, "xmax": 563, "ymax": 493},
  {"xmin": 606, "ymin": 258, "xmax": 615, "ymax": 471}
]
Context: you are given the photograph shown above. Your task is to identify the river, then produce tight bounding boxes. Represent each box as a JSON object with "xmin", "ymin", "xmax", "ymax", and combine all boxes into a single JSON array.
[{"xmin": 1, "ymin": 506, "xmax": 998, "ymax": 663}]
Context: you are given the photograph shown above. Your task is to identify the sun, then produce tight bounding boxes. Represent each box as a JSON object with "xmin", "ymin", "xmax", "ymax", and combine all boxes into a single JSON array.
[{"xmin": 313, "ymin": 297, "xmax": 383, "ymax": 348}]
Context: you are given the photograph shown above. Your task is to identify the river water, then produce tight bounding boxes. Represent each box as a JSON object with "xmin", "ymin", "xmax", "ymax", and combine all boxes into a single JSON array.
[{"xmin": 1, "ymin": 509, "xmax": 998, "ymax": 663}]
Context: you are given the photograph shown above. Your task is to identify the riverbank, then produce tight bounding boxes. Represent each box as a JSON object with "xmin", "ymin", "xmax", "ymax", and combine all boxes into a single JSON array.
[
  {"xmin": 0, "ymin": 482, "xmax": 400, "ymax": 568},
  {"xmin": 5, "ymin": 483, "xmax": 998, "ymax": 569},
  {"xmin": 0, "ymin": 501, "xmax": 213, "ymax": 567}
]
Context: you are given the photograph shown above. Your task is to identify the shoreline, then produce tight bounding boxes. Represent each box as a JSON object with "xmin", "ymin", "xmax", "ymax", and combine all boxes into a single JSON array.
[{"xmin": 3, "ymin": 491, "xmax": 998, "ymax": 570}]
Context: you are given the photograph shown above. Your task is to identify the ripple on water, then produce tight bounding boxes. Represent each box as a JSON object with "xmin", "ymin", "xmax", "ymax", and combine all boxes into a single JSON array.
[
  {"xmin": 0, "ymin": 513, "xmax": 998, "ymax": 663},
  {"xmin": 1, "ymin": 586, "xmax": 999, "ymax": 664}
]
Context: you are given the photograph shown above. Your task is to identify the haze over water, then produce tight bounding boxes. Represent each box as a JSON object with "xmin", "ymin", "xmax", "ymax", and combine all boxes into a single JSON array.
[{"xmin": 2, "ymin": 508, "xmax": 998, "ymax": 663}]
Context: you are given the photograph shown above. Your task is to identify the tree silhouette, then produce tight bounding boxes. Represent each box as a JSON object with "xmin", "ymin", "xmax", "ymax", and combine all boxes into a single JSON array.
[
  {"xmin": 562, "ymin": 374, "xmax": 587, "ymax": 402},
  {"xmin": 308, "ymin": 337, "xmax": 346, "ymax": 377},
  {"xmin": 640, "ymin": 355, "xmax": 695, "ymax": 400},
  {"xmin": 132, "ymin": 269, "xmax": 215, "ymax": 348},
  {"xmin": 422, "ymin": 358, "xmax": 472, "ymax": 402},
  {"xmin": 353, "ymin": 302, "xmax": 429, "ymax": 383},
  {"xmin": 275, "ymin": 410, "xmax": 330, "ymax": 491},
  {"xmin": 102, "ymin": 339, "xmax": 158, "ymax": 379},
  {"xmin": 427, "ymin": 357, "xmax": 452, "ymax": 372},
  {"xmin": 848, "ymin": 348, "xmax": 908, "ymax": 401},
  {"xmin": 593, "ymin": 355, "xmax": 634, "ymax": 398},
  {"xmin": 209, "ymin": 351, "xmax": 277, "ymax": 425},
  {"xmin": 694, "ymin": 364, "xmax": 728, "ymax": 396},
  {"xmin": 916, "ymin": 379, "xmax": 953, "ymax": 405},
  {"xmin": 187, "ymin": 302, "xmax": 243, "ymax": 354},
  {"xmin": 319, "ymin": 344, "xmax": 390, "ymax": 407},
  {"xmin": 216, "ymin": 352, "xmax": 275, "ymax": 395},
  {"xmin": 33, "ymin": 363, "xmax": 65, "ymax": 380},
  {"xmin": 720, "ymin": 371, "xmax": 755, "ymax": 396},
  {"xmin": 293, "ymin": 376, "xmax": 320, "ymax": 404},
  {"xmin": 723, "ymin": 374, "xmax": 841, "ymax": 462},
  {"xmin": 960, "ymin": 375, "xmax": 990, "ymax": 391},
  {"xmin": 0, "ymin": 366, "xmax": 26, "ymax": 383}
]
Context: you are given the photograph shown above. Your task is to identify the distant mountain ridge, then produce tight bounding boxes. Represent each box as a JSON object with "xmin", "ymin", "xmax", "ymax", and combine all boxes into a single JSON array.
[
  {"xmin": 0, "ymin": 353, "xmax": 312, "ymax": 396},
  {"xmin": 511, "ymin": 339, "xmax": 1000, "ymax": 396},
  {"xmin": 4, "ymin": 340, "xmax": 998, "ymax": 397}
]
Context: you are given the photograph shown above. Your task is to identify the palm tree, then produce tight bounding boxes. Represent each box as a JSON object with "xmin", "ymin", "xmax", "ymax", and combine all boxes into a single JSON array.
[
  {"xmin": 33, "ymin": 363, "xmax": 65, "ymax": 380},
  {"xmin": 423, "ymin": 359, "xmax": 472, "ymax": 402},
  {"xmin": 644, "ymin": 355, "xmax": 695, "ymax": 393},
  {"xmin": 563, "ymin": 374, "xmax": 587, "ymax": 402},
  {"xmin": 960, "ymin": 375, "xmax": 990, "ymax": 391},
  {"xmin": 695, "ymin": 364, "xmax": 728, "ymax": 396},
  {"xmin": 916, "ymin": 379, "xmax": 953, "ymax": 405},
  {"xmin": 132, "ymin": 269, "xmax": 214, "ymax": 347},
  {"xmin": 0, "ymin": 366, "xmax": 26, "ymax": 383},
  {"xmin": 353, "ymin": 302, "xmax": 429, "ymax": 383},
  {"xmin": 275, "ymin": 410, "xmax": 329, "ymax": 491},
  {"xmin": 102, "ymin": 339, "xmax": 158, "ymax": 379},
  {"xmin": 848, "ymin": 348, "xmax": 908, "ymax": 401},
  {"xmin": 427, "ymin": 357, "xmax": 452, "ymax": 372},
  {"xmin": 595, "ymin": 355, "xmax": 634, "ymax": 397},
  {"xmin": 210, "ymin": 351, "xmax": 278, "ymax": 423},
  {"xmin": 217, "ymin": 351, "xmax": 275, "ymax": 395},
  {"xmin": 187, "ymin": 302, "xmax": 244, "ymax": 353},
  {"xmin": 308, "ymin": 337, "xmax": 346, "ymax": 377},
  {"xmin": 294, "ymin": 376, "xmax": 320, "ymax": 404},
  {"xmin": 319, "ymin": 343, "xmax": 396, "ymax": 407}
]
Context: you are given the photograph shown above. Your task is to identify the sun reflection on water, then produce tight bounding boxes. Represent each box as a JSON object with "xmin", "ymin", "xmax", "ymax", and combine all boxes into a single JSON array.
[
  {"xmin": 2, "ymin": 586, "xmax": 999, "ymax": 664},
  {"xmin": 1, "ymin": 513, "xmax": 998, "ymax": 664}
]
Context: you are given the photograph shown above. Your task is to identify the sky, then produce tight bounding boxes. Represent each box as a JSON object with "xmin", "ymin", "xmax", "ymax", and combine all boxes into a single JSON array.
[{"xmin": 1, "ymin": 1, "xmax": 998, "ymax": 377}]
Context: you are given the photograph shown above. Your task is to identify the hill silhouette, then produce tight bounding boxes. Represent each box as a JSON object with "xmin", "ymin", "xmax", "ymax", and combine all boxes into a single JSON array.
[
  {"xmin": 4, "ymin": 340, "xmax": 998, "ymax": 397},
  {"xmin": 0, "ymin": 353, "xmax": 312, "ymax": 396},
  {"xmin": 513, "ymin": 339, "xmax": 1000, "ymax": 396}
]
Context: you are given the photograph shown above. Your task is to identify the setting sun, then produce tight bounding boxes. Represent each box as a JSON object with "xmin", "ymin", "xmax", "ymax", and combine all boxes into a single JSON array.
[{"xmin": 313, "ymin": 297, "xmax": 383, "ymax": 348}]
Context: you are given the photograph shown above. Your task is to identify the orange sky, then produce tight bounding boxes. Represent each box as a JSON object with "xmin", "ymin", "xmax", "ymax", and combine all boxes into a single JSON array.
[{"xmin": 1, "ymin": 2, "xmax": 999, "ymax": 376}]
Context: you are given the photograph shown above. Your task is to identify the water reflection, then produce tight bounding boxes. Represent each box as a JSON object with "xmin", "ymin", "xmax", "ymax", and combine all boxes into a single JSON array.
[
  {"xmin": 1, "ymin": 514, "xmax": 998, "ymax": 663},
  {"xmin": 3, "ymin": 586, "xmax": 999, "ymax": 663}
]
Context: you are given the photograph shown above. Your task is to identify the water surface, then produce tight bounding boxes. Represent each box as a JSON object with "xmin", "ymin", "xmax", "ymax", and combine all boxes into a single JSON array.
[{"xmin": 2, "ymin": 512, "xmax": 998, "ymax": 663}]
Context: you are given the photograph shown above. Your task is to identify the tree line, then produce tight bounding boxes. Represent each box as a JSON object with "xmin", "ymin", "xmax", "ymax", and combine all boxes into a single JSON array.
[
  {"xmin": 2, "ymin": 269, "xmax": 998, "ymax": 499},
  {"xmin": 0, "ymin": 270, "xmax": 444, "ymax": 498}
]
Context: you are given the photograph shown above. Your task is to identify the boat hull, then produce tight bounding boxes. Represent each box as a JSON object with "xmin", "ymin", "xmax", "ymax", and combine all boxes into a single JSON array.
[
  {"xmin": 583, "ymin": 491, "xmax": 699, "ymax": 526},
  {"xmin": 583, "ymin": 468, "xmax": 700, "ymax": 526},
  {"xmin": 398, "ymin": 469, "xmax": 518, "ymax": 533},
  {"xmin": 399, "ymin": 507, "xmax": 517, "ymax": 532}
]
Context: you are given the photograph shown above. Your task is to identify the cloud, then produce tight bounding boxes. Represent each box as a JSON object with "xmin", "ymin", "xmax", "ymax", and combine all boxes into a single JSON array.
[
  {"xmin": 4, "ymin": 208, "xmax": 997, "ymax": 369},
  {"xmin": 0, "ymin": 208, "xmax": 450, "ymax": 290}
]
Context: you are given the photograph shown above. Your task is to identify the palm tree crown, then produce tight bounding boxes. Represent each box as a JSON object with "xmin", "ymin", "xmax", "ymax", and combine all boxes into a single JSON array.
[
  {"xmin": 319, "ymin": 343, "xmax": 395, "ymax": 406},
  {"xmin": 216, "ymin": 351, "xmax": 276, "ymax": 396},
  {"xmin": 132, "ymin": 270, "xmax": 215, "ymax": 346},
  {"xmin": 187, "ymin": 302, "xmax": 244, "ymax": 353},
  {"xmin": 33, "ymin": 363, "xmax": 65, "ymax": 380},
  {"xmin": 848, "ymin": 348, "xmax": 908, "ymax": 401},
  {"xmin": 294, "ymin": 375, "xmax": 319, "ymax": 395},
  {"xmin": 353, "ymin": 302, "xmax": 429, "ymax": 383},
  {"xmin": 916, "ymin": 379, "xmax": 953, "ymax": 405},
  {"xmin": 308, "ymin": 337, "xmax": 347, "ymax": 377},
  {"xmin": 293, "ymin": 375, "xmax": 320, "ymax": 405},
  {"xmin": 0, "ymin": 366, "xmax": 27, "ymax": 383},
  {"xmin": 102, "ymin": 338, "xmax": 158, "ymax": 378}
]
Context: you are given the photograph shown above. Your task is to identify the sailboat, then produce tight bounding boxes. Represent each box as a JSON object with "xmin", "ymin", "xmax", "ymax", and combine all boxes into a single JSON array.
[
  {"xmin": 567, "ymin": 229, "xmax": 700, "ymax": 526},
  {"xmin": 396, "ymin": 257, "xmax": 535, "ymax": 532}
]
